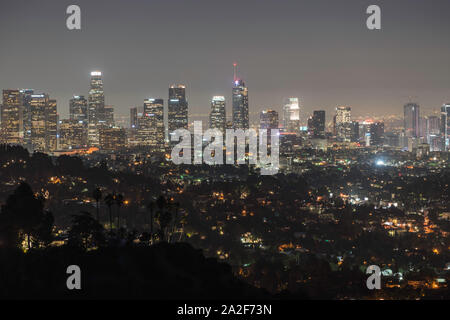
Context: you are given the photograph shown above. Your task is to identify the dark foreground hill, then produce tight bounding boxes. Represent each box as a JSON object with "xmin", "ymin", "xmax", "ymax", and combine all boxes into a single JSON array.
[{"xmin": 0, "ymin": 243, "xmax": 270, "ymax": 300}]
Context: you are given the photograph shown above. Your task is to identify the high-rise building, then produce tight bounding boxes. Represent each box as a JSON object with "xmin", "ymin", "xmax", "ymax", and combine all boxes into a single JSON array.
[
  {"xmin": 283, "ymin": 98, "xmax": 300, "ymax": 133},
  {"xmin": 46, "ymin": 99, "xmax": 58, "ymax": 152},
  {"xmin": 309, "ymin": 110, "xmax": 326, "ymax": 138},
  {"xmin": 130, "ymin": 107, "xmax": 138, "ymax": 129},
  {"xmin": 99, "ymin": 127, "xmax": 127, "ymax": 151},
  {"xmin": 1, "ymin": 90, "xmax": 23, "ymax": 144},
  {"xmin": 137, "ymin": 98, "xmax": 165, "ymax": 151},
  {"xmin": 441, "ymin": 104, "xmax": 450, "ymax": 151},
  {"xmin": 168, "ymin": 85, "xmax": 188, "ymax": 136},
  {"xmin": 404, "ymin": 103, "xmax": 420, "ymax": 138},
  {"xmin": 209, "ymin": 96, "xmax": 226, "ymax": 133},
  {"xmin": 21, "ymin": 89, "xmax": 35, "ymax": 150},
  {"xmin": 59, "ymin": 119, "xmax": 88, "ymax": 150},
  {"xmin": 369, "ymin": 121, "xmax": 385, "ymax": 146},
  {"xmin": 88, "ymin": 71, "xmax": 105, "ymax": 125},
  {"xmin": 232, "ymin": 79, "xmax": 249, "ymax": 130},
  {"xmin": 29, "ymin": 94, "xmax": 57, "ymax": 152},
  {"xmin": 260, "ymin": 109, "xmax": 279, "ymax": 130},
  {"xmin": 104, "ymin": 105, "xmax": 115, "ymax": 127},
  {"xmin": 69, "ymin": 95, "xmax": 88, "ymax": 123},
  {"xmin": 335, "ymin": 106, "xmax": 352, "ymax": 142}
]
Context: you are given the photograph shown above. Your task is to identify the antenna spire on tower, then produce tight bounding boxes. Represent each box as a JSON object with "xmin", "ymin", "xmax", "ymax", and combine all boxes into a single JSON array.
[{"xmin": 233, "ymin": 62, "xmax": 238, "ymax": 82}]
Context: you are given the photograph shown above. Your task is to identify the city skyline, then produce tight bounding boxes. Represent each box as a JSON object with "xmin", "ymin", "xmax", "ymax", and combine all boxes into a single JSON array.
[{"xmin": 2, "ymin": 0, "xmax": 450, "ymax": 121}]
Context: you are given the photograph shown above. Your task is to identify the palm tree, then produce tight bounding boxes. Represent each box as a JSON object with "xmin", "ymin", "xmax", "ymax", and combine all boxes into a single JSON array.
[
  {"xmin": 147, "ymin": 201, "xmax": 156, "ymax": 243},
  {"xmin": 92, "ymin": 187, "xmax": 102, "ymax": 222},
  {"xmin": 115, "ymin": 194, "xmax": 124, "ymax": 230},
  {"xmin": 104, "ymin": 193, "xmax": 115, "ymax": 233}
]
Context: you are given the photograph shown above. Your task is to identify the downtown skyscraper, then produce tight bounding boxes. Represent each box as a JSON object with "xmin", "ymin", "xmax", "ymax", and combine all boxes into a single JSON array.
[
  {"xmin": 404, "ymin": 103, "xmax": 420, "ymax": 138},
  {"xmin": 232, "ymin": 70, "xmax": 249, "ymax": 130},
  {"xmin": 1, "ymin": 90, "xmax": 23, "ymax": 145},
  {"xmin": 88, "ymin": 71, "xmax": 105, "ymax": 146},
  {"xmin": 442, "ymin": 104, "xmax": 450, "ymax": 151},
  {"xmin": 335, "ymin": 106, "xmax": 352, "ymax": 142},
  {"xmin": 209, "ymin": 96, "xmax": 226, "ymax": 133},
  {"xmin": 137, "ymin": 98, "xmax": 165, "ymax": 151},
  {"xmin": 283, "ymin": 98, "xmax": 300, "ymax": 133},
  {"xmin": 168, "ymin": 85, "xmax": 188, "ymax": 131},
  {"xmin": 69, "ymin": 95, "xmax": 88, "ymax": 123}
]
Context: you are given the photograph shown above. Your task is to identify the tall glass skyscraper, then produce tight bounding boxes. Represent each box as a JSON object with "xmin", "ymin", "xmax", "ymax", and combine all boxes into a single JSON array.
[
  {"xmin": 441, "ymin": 104, "xmax": 450, "ymax": 151},
  {"xmin": 88, "ymin": 71, "xmax": 105, "ymax": 125},
  {"xmin": 69, "ymin": 95, "xmax": 88, "ymax": 123},
  {"xmin": 232, "ymin": 79, "xmax": 249, "ymax": 130},
  {"xmin": 168, "ymin": 85, "xmax": 188, "ymax": 141},
  {"xmin": 335, "ymin": 106, "xmax": 352, "ymax": 142},
  {"xmin": 283, "ymin": 98, "xmax": 300, "ymax": 133},
  {"xmin": 209, "ymin": 96, "xmax": 226, "ymax": 133},
  {"xmin": 404, "ymin": 103, "xmax": 420, "ymax": 138},
  {"xmin": 140, "ymin": 98, "xmax": 165, "ymax": 151}
]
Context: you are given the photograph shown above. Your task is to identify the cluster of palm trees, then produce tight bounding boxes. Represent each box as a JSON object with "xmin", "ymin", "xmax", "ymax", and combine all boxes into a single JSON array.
[
  {"xmin": 92, "ymin": 187, "xmax": 184, "ymax": 243},
  {"xmin": 92, "ymin": 188, "xmax": 124, "ymax": 233}
]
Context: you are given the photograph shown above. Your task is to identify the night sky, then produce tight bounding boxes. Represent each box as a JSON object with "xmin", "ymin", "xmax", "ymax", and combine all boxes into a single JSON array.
[{"xmin": 1, "ymin": 0, "xmax": 450, "ymax": 123}]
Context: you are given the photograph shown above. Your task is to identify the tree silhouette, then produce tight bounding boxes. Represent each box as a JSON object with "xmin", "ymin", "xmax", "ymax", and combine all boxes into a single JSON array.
[
  {"xmin": 92, "ymin": 187, "xmax": 102, "ymax": 222},
  {"xmin": 0, "ymin": 182, "xmax": 52, "ymax": 250},
  {"xmin": 147, "ymin": 201, "xmax": 156, "ymax": 242},
  {"xmin": 104, "ymin": 193, "xmax": 115, "ymax": 233},
  {"xmin": 68, "ymin": 212, "xmax": 105, "ymax": 250},
  {"xmin": 115, "ymin": 194, "xmax": 124, "ymax": 230}
]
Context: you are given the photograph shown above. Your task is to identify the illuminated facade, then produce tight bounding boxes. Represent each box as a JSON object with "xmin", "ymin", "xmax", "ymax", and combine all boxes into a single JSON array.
[
  {"xmin": 441, "ymin": 104, "xmax": 450, "ymax": 151},
  {"xmin": 232, "ymin": 80, "xmax": 249, "ymax": 130},
  {"xmin": 404, "ymin": 103, "xmax": 420, "ymax": 138},
  {"xmin": 88, "ymin": 71, "xmax": 105, "ymax": 146},
  {"xmin": 59, "ymin": 119, "xmax": 88, "ymax": 150},
  {"xmin": 209, "ymin": 96, "xmax": 226, "ymax": 133},
  {"xmin": 260, "ymin": 109, "xmax": 279, "ymax": 130},
  {"xmin": 136, "ymin": 98, "xmax": 165, "ymax": 150},
  {"xmin": 1, "ymin": 90, "xmax": 23, "ymax": 144},
  {"xmin": 104, "ymin": 105, "xmax": 115, "ymax": 127},
  {"xmin": 69, "ymin": 95, "xmax": 88, "ymax": 122},
  {"xmin": 29, "ymin": 94, "xmax": 57, "ymax": 152},
  {"xmin": 168, "ymin": 85, "xmax": 188, "ymax": 136},
  {"xmin": 99, "ymin": 127, "xmax": 127, "ymax": 151},
  {"xmin": 335, "ymin": 106, "xmax": 352, "ymax": 142},
  {"xmin": 283, "ymin": 98, "xmax": 300, "ymax": 133}
]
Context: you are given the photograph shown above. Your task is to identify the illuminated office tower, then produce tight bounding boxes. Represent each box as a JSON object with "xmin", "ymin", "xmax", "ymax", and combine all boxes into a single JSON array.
[
  {"xmin": 46, "ymin": 99, "xmax": 58, "ymax": 152},
  {"xmin": 404, "ymin": 103, "xmax": 420, "ymax": 138},
  {"xmin": 69, "ymin": 95, "xmax": 88, "ymax": 122},
  {"xmin": 168, "ymin": 85, "xmax": 188, "ymax": 136},
  {"xmin": 260, "ymin": 109, "xmax": 279, "ymax": 130},
  {"xmin": 104, "ymin": 105, "xmax": 115, "ymax": 127},
  {"xmin": 309, "ymin": 110, "xmax": 325, "ymax": 138},
  {"xmin": 283, "ymin": 98, "xmax": 300, "ymax": 133},
  {"xmin": 99, "ymin": 127, "xmax": 127, "ymax": 151},
  {"xmin": 209, "ymin": 96, "xmax": 226, "ymax": 133},
  {"xmin": 21, "ymin": 89, "xmax": 35, "ymax": 150},
  {"xmin": 232, "ymin": 79, "xmax": 249, "ymax": 130},
  {"xmin": 424, "ymin": 116, "xmax": 441, "ymax": 151},
  {"xmin": 130, "ymin": 107, "xmax": 138, "ymax": 129},
  {"xmin": 1, "ymin": 89, "xmax": 23, "ymax": 144},
  {"xmin": 442, "ymin": 104, "xmax": 450, "ymax": 151},
  {"xmin": 59, "ymin": 119, "xmax": 87, "ymax": 150},
  {"xmin": 88, "ymin": 71, "xmax": 105, "ymax": 125},
  {"xmin": 138, "ymin": 98, "xmax": 165, "ymax": 151},
  {"xmin": 88, "ymin": 71, "xmax": 105, "ymax": 146},
  {"xmin": 335, "ymin": 106, "xmax": 352, "ymax": 142},
  {"xmin": 29, "ymin": 94, "xmax": 48, "ymax": 152}
]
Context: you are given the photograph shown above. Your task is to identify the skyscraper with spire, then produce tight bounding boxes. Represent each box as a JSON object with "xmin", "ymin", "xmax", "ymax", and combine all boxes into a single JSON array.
[
  {"xmin": 232, "ymin": 64, "xmax": 249, "ymax": 130},
  {"xmin": 88, "ymin": 71, "xmax": 105, "ymax": 146}
]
